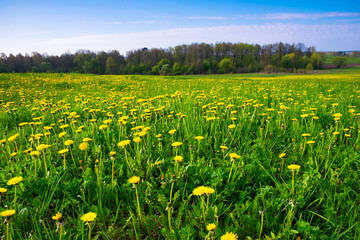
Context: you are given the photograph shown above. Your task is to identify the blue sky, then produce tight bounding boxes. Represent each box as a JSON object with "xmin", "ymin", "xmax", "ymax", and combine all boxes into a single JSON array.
[{"xmin": 1, "ymin": 0, "xmax": 360, "ymax": 55}]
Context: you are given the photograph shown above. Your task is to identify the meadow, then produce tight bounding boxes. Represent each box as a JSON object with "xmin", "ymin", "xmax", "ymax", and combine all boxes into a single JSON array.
[{"xmin": 0, "ymin": 72, "xmax": 360, "ymax": 239}]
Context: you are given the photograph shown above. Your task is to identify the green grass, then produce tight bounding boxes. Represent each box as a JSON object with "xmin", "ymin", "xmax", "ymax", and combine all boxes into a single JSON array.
[
  {"xmin": 325, "ymin": 55, "xmax": 360, "ymax": 65},
  {"xmin": 0, "ymin": 72, "xmax": 360, "ymax": 239}
]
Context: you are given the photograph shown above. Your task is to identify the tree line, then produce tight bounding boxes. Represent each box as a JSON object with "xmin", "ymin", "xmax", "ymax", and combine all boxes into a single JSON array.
[{"xmin": 0, "ymin": 42, "xmax": 327, "ymax": 75}]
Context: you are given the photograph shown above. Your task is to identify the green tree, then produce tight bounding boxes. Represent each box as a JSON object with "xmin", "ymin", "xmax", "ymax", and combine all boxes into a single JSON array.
[
  {"xmin": 217, "ymin": 57, "xmax": 234, "ymax": 73},
  {"xmin": 310, "ymin": 52, "xmax": 323, "ymax": 69},
  {"xmin": 160, "ymin": 64, "xmax": 170, "ymax": 75},
  {"xmin": 106, "ymin": 57, "xmax": 118, "ymax": 74},
  {"xmin": 172, "ymin": 63, "xmax": 182, "ymax": 75},
  {"xmin": 332, "ymin": 56, "xmax": 347, "ymax": 69}
]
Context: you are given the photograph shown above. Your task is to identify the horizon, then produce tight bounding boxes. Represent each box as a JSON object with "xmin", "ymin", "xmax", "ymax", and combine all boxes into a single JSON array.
[{"xmin": 1, "ymin": 0, "xmax": 360, "ymax": 56}]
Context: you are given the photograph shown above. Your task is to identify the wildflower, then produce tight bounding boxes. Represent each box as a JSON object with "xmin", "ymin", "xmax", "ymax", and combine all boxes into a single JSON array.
[
  {"xmin": 156, "ymin": 134, "xmax": 162, "ymax": 138},
  {"xmin": 64, "ymin": 140, "xmax": 74, "ymax": 146},
  {"xmin": 99, "ymin": 125, "xmax": 107, "ymax": 130},
  {"xmin": 103, "ymin": 119, "xmax": 112, "ymax": 124},
  {"xmin": 307, "ymin": 140, "xmax": 315, "ymax": 144},
  {"xmin": 0, "ymin": 210, "xmax": 15, "ymax": 217},
  {"xmin": 195, "ymin": 136, "xmax": 204, "ymax": 141},
  {"xmin": 7, "ymin": 176, "xmax": 23, "ymax": 186},
  {"xmin": 129, "ymin": 176, "xmax": 140, "ymax": 184},
  {"xmin": 171, "ymin": 142, "xmax": 182, "ymax": 147},
  {"xmin": 52, "ymin": 212, "xmax": 62, "ymax": 221},
  {"xmin": 221, "ymin": 232, "xmax": 238, "ymax": 240},
  {"xmin": 203, "ymin": 187, "xmax": 215, "ymax": 194},
  {"xmin": 155, "ymin": 160, "xmax": 162, "ymax": 165},
  {"xmin": 279, "ymin": 153, "xmax": 286, "ymax": 158},
  {"xmin": 193, "ymin": 186, "xmax": 206, "ymax": 196},
  {"xmin": 0, "ymin": 188, "xmax": 7, "ymax": 193},
  {"xmin": 36, "ymin": 144, "xmax": 51, "ymax": 151},
  {"xmin": 288, "ymin": 164, "xmax": 301, "ymax": 171},
  {"xmin": 80, "ymin": 212, "xmax": 97, "ymax": 222},
  {"xmin": 228, "ymin": 124, "xmax": 235, "ymax": 129},
  {"xmin": 79, "ymin": 142, "xmax": 88, "ymax": 151},
  {"xmin": 59, "ymin": 132, "xmax": 66, "ymax": 138},
  {"xmin": 59, "ymin": 149, "xmax": 69, "ymax": 154},
  {"xmin": 174, "ymin": 156, "xmax": 183, "ymax": 162},
  {"xmin": 207, "ymin": 223, "xmax": 216, "ymax": 231},
  {"xmin": 168, "ymin": 129, "xmax": 176, "ymax": 135},
  {"xmin": 220, "ymin": 145, "xmax": 229, "ymax": 150},
  {"xmin": 83, "ymin": 137, "xmax": 92, "ymax": 142},
  {"xmin": 229, "ymin": 153, "xmax": 240, "ymax": 159},
  {"xmin": 110, "ymin": 151, "xmax": 116, "ymax": 156},
  {"xmin": 7, "ymin": 134, "xmax": 19, "ymax": 142},
  {"xmin": 118, "ymin": 140, "xmax": 131, "ymax": 147},
  {"xmin": 133, "ymin": 137, "xmax": 142, "ymax": 143}
]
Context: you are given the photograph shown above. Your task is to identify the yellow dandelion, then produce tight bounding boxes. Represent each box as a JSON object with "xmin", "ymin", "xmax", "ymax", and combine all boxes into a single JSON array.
[
  {"xmin": 193, "ymin": 186, "xmax": 206, "ymax": 196},
  {"xmin": 83, "ymin": 137, "xmax": 92, "ymax": 142},
  {"xmin": 206, "ymin": 223, "xmax": 216, "ymax": 231},
  {"xmin": 174, "ymin": 155, "xmax": 183, "ymax": 162},
  {"xmin": 221, "ymin": 232, "xmax": 238, "ymax": 240},
  {"xmin": 79, "ymin": 142, "xmax": 88, "ymax": 151},
  {"xmin": 0, "ymin": 210, "xmax": 15, "ymax": 217},
  {"xmin": 52, "ymin": 212, "xmax": 62, "ymax": 221},
  {"xmin": 58, "ymin": 149, "xmax": 69, "ymax": 154},
  {"xmin": 7, "ymin": 176, "xmax": 23, "ymax": 186},
  {"xmin": 129, "ymin": 176, "xmax": 140, "ymax": 184},
  {"xmin": 59, "ymin": 132, "xmax": 66, "ymax": 138},
  {"xmin": 288, "ymin": 164, "xmax": 301, "ymax": 171},
  {"xmin": 195, "ymin": 136, "xmax": 204, "ymax": 141},
  {"xmin": 203, "ymin": 187, "xmax": 215, "ymax": 194},
  {"xmin": 110, "ymin": 151, "xmax": 116, "ymax": 156},
  {"xmin": 64, "ymin": 140, "xmax": 74, "ymax": 146},
  {"xmin": 168, "ymin": 129, "xmax": 176, "ymax": 135},
  {"xmin": 133, "ymin": 137, "xmax": 142, "ymax": 143},
  {"xmin": 229, "ymin": 153, "xmax": 240, "ymax": 159},
  {"xmin": 80, "ymin": 212, "xmax": 97, "ymax": 222},
  {"xmin": 99, "ymin": 125, "xmax": 107, "ymax": 130},
  {"xmin": 171, "ymin": 142, "xmax": 183, "ymax": 147},
  {"xmin": 118, "ymin": 140, "xmax": 131, "ymax": 147},
  {"xmin": 278, "ymin": 153, "xmax": 286, "ymax": 158},
  {"xmin": 0, "ymin": 188, "xmax": 7, "ymax": 193},
  {"xmin": 7, "ymin": 134, "xmax": 19, "ymax": 142}
]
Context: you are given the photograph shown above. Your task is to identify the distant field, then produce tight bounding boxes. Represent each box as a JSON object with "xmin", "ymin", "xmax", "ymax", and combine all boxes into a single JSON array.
[
  {"xmin": 325, "ymin": 55, "xmax": 360, "ymax": 65},
  {"xmin": 1, "ymin": 73, "xmax": 360, "ymax": 239}
]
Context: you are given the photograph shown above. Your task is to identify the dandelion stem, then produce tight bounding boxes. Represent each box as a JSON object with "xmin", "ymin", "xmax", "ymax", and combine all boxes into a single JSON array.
[
  {"xmin": 88, "ymin": 223, "xmax": 91, "ymax": 240},
  {"xmin": 6, "ymin": 222, "xmax": 9, "ymax": 240},
  {"xmin": 135, "ymin": 185, "xmax": 141, "ymax": 220},
  {"xmin": 60, "ymin": 224, "xmax": 62, "ymax": 240},
  {"xmin": 228, "ymin": 159, "xmax": 235, "ymax": 183},
  {"xmin": 43, "ymin": 152, "xmax": 48, "ymax": 178}
]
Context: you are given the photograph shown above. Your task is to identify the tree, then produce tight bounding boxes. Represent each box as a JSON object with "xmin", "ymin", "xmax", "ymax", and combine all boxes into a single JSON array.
[
  {"xmin": 281, "ymin": 53, "xmax": 295, "ymax": 70},
  {"xmin": 106, "ymin": 57, "xmax": 118, "ymax": 74},
  {"xmin": 217, "ymin": 57, "xmax": 233, "ymax": 73},
  {"xmin": 310, "ymin": 52, "xmax": 323, "ymax": 69},
  {"xmin": 172, "ymin": 63, "xmax": 182, "ymax": 75},
  {"xmin": 160, "ymin": 64, "xmax": 170, "ymax": 75},
  {"xmin": 332, "ymin": 56, "xmax": 347, "ymax": 68}
]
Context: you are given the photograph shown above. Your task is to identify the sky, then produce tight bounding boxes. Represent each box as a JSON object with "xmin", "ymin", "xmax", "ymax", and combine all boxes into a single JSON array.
[{"xmin": 1, "ymin": 0, "xmax": 360, "ymax": 56}]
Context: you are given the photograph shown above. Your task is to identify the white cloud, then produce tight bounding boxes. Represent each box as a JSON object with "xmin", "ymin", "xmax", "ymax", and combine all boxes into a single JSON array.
[
  {"xmin": 263, "ymin": 12, "xmax": 360, "ymax": 20},
  {"xmin": 186, "ymin": 16, "xmax": 227, "ymax": 20},
  {"xmin": 36, "ymin": 23, "xmax": 360, "ymax": 55}
]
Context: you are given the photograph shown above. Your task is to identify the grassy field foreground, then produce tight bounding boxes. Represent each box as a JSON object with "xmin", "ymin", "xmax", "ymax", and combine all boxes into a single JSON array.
[{"xmin": 0, "ymin": 72, "xmax": 360, "ymax": 239}]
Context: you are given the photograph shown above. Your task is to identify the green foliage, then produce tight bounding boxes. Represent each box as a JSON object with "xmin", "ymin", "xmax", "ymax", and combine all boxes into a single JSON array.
[
  {"xmin": 217, "ymin": 57, "xmax": 234, "ymax": 73},
  {"xmin": 332, "ymin": 56, "xmax": 348, "ymax": 69}
]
